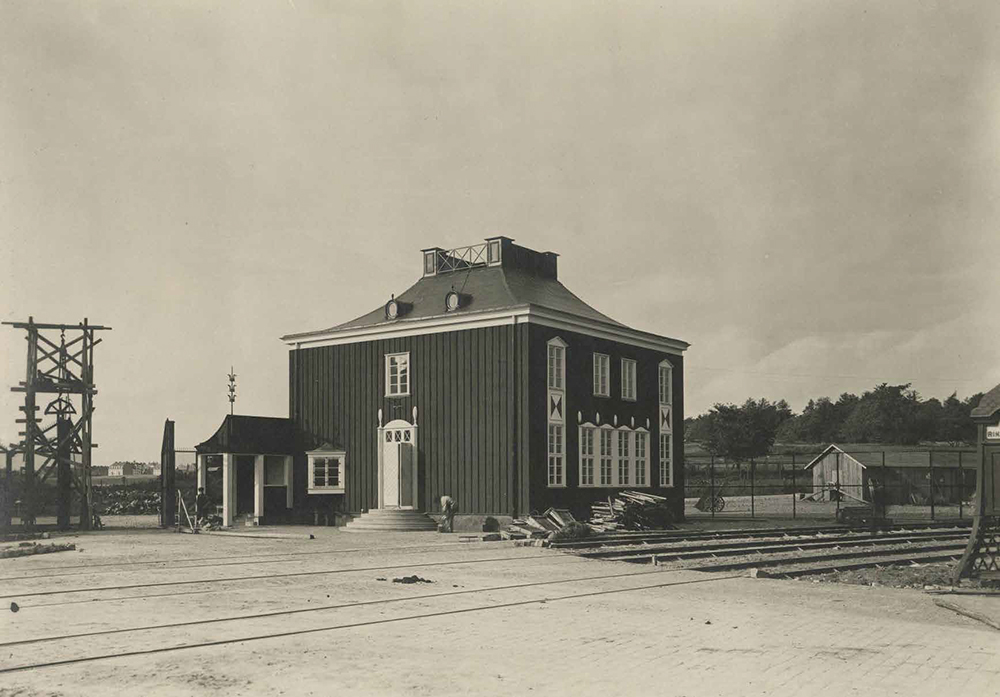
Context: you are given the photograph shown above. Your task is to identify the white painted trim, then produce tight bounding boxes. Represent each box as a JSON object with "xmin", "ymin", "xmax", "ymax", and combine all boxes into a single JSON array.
[
  {"xmin": 378, "ymin": 419, "xmax": 419, "ymax": 509},
  {"xmin": 307, "ymin": 450, "xmax": 346, "ymax": 495},
  {"xmin": 593, "ymin": 353, "xmax": 610, "ymax": 397},
  {"xmin": 254, "ymin": 455, "xmax": 264, "ymax": 523},
  {"xmin": 621, "ymin": 358, "xmax": 637, "ymax": 401},
  {"xmin": 385, "ymin": 352, "xmax": 411, "ymax": 397},
  {"xmin": 282, "ymin": 306, "xmax": 689, "ymax": 355}
]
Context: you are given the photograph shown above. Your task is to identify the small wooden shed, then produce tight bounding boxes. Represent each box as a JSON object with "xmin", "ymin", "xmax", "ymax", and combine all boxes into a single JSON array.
[
  {"xmin": 804, "ymin": 445, "xmax": 869, "ymax": 503},
  {"xmin": 805, "ymin": 445, "xmax": 974, "ymax": 505}
]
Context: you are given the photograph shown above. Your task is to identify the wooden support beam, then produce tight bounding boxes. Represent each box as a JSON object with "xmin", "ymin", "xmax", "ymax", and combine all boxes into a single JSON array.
[{"xmin": 2, "ymin": 320, "xmax": 112, "ymax": 331}]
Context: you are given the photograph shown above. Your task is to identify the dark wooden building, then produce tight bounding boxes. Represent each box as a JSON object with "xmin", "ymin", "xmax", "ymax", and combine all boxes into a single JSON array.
[{"xmin": 197, "ymin": 237, "xmax": 689, "ymax": 527}]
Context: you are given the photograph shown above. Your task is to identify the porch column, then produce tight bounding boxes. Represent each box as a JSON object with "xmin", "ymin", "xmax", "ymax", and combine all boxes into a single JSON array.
[
  {"xmin": 285, "ymin": 455, "xmax": 293, "ymax": 509},
  {"xmin": 254, "ymin": 455, "xmax": 264, "ymax": 524},
  {"xmin": 377, "ymin": 426, "xmax": 384, "ymax": 510},
  {"xmin": 197, "ymin": 455, "xmax": 207, "ymax": 490},
  {"xmin": 222, "ymin": 453, "xmax": 234, "ymax": 527}
]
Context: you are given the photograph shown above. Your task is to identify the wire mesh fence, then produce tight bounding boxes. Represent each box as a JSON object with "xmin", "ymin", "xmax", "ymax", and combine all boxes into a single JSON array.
[{"xmin": 683, "ymin": 449, "xmax": 977, "ymax": 522}]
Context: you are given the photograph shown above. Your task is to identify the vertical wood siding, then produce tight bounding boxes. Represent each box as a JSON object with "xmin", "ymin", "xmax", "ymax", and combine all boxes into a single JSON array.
[
  {"xmin": 288, "ymin": 321, "xmax": 683, "ymax": 520},
  {"xmin": 289, "ymin": 324, "xmax": 527, "ymax": 516},
  {"xmin": 525, "ymin": 324, "xmax": 685, "ymax": 520}
]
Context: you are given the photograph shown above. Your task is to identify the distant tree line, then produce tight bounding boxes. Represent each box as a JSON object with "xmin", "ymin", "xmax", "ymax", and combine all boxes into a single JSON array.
[{"xmin": 685, "ymin": 384, "xmax": 984, "ymax": 462}]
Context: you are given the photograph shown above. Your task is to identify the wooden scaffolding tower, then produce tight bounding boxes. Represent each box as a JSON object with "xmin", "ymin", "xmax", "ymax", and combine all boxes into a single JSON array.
[{"xmin": 2, "ymin": 317, "xmax": 111, "ymax": 530}]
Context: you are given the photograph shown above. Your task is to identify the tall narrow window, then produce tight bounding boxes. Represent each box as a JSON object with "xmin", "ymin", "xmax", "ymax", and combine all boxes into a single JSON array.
[
  {"xmin": 579, "ymin": 426, "xmax": 595, "ymax": 486},
  {"xmin": 548, "ymin": 424, "xmax": 564, "ymax": 487},
  {"xmin": 658, "ymin": 362, "xmax": 672, "ymax": 406},
  {"xmin": 635, "ymin": 432, "xmax": 647, "ymax": 486},
  {"xmin": 617, "ymin": 430, "xmax": 631, "ymax": 486},
  {"xmin": 621, "ymin": 358, "xmax": 637, "ymax": 401},
  {"xmin": 599, "ymin": 428, "xmax": 613, "ymax": 486},
  {"xmin": 386, "ymin": 352, "xmax": 410, "ymax": 396},
  {"xmin": 548, "ymin": 343, "xmax": 564, "ymax": 389},
  {"xmin": 660, "ymin": 433, "xmax": 673, "ymax": 487},
  {"xmin": 658, "ymin": 359, "xmax": 674, "ymax": 487},
  {"xmin": 593, "ymin": 353, "xmax": 609, "ymax": 397}
]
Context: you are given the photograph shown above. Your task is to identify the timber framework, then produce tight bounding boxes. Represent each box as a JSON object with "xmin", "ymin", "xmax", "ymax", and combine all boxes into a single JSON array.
[{"xmin": 2, "ymin": 317, "xmax": 111, "ymax": 530}]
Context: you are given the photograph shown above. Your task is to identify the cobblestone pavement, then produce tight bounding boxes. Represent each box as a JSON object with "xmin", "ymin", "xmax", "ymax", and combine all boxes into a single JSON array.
[{"xmin": 0, "ymin": 529, "xmax": 997, "ymax": 697}]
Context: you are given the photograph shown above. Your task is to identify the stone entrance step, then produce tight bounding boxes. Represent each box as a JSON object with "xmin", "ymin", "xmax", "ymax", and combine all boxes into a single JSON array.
[{"xmin": 343, "ymin": 509, "xmax": 438, "ymax": 532}]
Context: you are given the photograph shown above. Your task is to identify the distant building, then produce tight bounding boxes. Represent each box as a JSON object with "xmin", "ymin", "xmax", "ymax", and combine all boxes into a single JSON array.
[
  {"xmin": 108, "ymin": 463, "xmax": 136, "ymax": 477},
  {"xmin": 91, "ymin": 465, "xmax": 109, "ymax": 477}
]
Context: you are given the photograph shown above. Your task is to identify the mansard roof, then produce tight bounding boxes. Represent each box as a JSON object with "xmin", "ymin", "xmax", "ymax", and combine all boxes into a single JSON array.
[{"xmin": 281, "ymin": 237, "xmax": 689, "ymax": 353}]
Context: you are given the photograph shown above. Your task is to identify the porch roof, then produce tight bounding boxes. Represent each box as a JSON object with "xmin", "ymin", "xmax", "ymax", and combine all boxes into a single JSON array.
[{"xmin": 195, "ymin": 414, "xmax": 294, "ymax": 455}]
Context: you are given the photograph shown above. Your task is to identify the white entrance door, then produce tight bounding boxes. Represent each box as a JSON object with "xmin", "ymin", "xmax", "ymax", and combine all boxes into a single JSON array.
[{"xmin": 380, "ymin": 420, "xmax": 417, "ymax": 509}]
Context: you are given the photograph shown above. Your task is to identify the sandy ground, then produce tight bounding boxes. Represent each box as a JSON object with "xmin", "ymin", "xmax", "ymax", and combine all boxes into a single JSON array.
[{"xmin": 0, "ymin": 527, "xmax": 997, "ymax": 697}]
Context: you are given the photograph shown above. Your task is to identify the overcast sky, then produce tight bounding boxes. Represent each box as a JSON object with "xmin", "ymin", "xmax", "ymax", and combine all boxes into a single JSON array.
[{"xmin": 3, "ymin": 1, "xmax": 999, "ymax": 462}]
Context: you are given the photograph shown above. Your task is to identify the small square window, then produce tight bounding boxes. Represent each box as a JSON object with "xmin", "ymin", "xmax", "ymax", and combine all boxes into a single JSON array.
[{"xmin": 308, "ymin": 452, "xmax": 346, "ymax": 494}]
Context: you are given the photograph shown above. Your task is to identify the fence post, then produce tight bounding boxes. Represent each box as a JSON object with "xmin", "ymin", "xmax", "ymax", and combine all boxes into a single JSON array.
[
  {"xmin": 835, "ymin": 451, "xmax": 841, "ymax": 520},
  {"xmin": 928, "ymin": 450, "xmax": 935, "ymax": 521},
  {"xmin": 710, "ymin": 455, "xmax": 715, "ymax": 520},
  {"xmin": 750, "ymin": 459, "xmax": 755, "ymax": 518},
  {"xmin": 792, "ymin": 453, "xmax": 797, "ymax": 520},
  {"xmin": 959, "ymin": 450, "xmax": 964, "ymax": 519}
]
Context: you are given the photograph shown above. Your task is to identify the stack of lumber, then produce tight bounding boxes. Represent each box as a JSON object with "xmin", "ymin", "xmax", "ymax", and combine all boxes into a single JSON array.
[
  {"xmin": 503, "ymin": 508, "xmax": 580, "ymax": 539},
  {"xmin": 587, "ymin": 490, "xmax": 674, "ymax": 532}
]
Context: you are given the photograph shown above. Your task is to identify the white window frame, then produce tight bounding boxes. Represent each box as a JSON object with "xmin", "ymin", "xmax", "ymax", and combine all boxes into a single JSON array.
[
  {"xmin": 658, "ymin": 359, "xmax": 674, "ymax": 487},
  {"xmin": 385, "ymin": 352, "xmax": 410, "ymax": 397},
  {"xmin": 634, "ymin": 430, "xmax": 648, "ymax": 487},
  {"xmin": 548, "ymin": 423, "xmax": 565, "ymax": 487},
  {"xmin": 621, "ymin": 358, "xmax": 637, "ymax": 401},
  {"xmin": 593, "ymin": 353, "xmax": 609, "ymax": 397},
  {"xmin": 579, "ymin": 424, "xmax": 596, "ymax": 487},
  {"xmin": 307, "ymin": 450, "xmax": 346, "ymax": 494},
  {"xmin": 616, "ymin": 429, "xmax": 631, "ymax": 487},
  {"xmin": 659, "ymin": 361, "xmax": 673, "ymax": 406},
  {"xmin": 659, "ymin": 432, "xmax": 673, "ymax": 488},
  {"xmin": 547, "ymin": 341, "xmax": 565, "ymax": 390},
  {"xmin": 598, "ymin": 426, "xmax": 614, "ymax": 487}
]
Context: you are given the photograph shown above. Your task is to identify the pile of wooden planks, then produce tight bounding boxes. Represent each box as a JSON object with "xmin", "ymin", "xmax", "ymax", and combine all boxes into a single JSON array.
[
  {"xmin": 588, "ymin": 490, "xmax": 674, "ymax": 532},
  {"xmin": 503, "ymin": 508, "xmax": 579, "ymax": 540}
]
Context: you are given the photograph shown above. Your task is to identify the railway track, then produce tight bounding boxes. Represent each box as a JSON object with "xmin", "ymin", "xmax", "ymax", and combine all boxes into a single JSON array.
[
  {"xmin": 549, "ymin": 520, "xmax": 970, "ymax": 550},
  {"xmin": 0, "ymin": 569, "xmax": 740, "ymax": 674},
  {"xmin": 557, "ymin": 522, "xmax": 971, "ymax": 579}
]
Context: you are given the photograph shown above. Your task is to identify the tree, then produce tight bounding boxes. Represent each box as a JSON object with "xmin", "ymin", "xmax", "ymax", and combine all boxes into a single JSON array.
[
  {"xmin": 704, "ymin": 398, "xmax": 791, "ymax": 465},
  {"xmin": 839, "ymin": 383, "xmax": 922, "ymax": 444}
]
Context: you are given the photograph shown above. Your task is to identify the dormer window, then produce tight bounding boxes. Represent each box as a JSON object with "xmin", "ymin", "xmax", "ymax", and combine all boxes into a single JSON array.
[
  {"xmin": 384, "ymin": 296, "xmax": 412, "ymax": 321},
  {"xmin": 445, "ymin": 289, "xmax": 463, "ymax": 312}
]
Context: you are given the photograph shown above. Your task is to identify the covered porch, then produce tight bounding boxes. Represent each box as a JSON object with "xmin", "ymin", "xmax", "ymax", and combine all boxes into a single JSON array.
[{"xmin": 195, "ymin": 415, "xmax": 294, "ymax": 527}]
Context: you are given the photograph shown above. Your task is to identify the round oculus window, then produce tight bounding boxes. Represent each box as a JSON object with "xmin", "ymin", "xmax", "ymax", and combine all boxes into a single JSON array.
[
  {"xmin": 445, "ymin": 290, "xmax": 460, "ymax": 311},
  {"xmin": 385, "ymin": 299, "xmax": 399, "ymax": 319}
]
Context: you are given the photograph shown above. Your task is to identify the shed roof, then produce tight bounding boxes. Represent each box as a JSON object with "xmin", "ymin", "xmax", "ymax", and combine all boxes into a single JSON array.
[
  {"xmin": 195, "ymin": 415, "xmax": 294, "ymax": 455},
  {"xmin": 804, "ymin": 444, "xmax": 975, "ymax": 470},
  {"xmin": 971, "ymin": 383, "xmax": 1000, "ymax": 421}
]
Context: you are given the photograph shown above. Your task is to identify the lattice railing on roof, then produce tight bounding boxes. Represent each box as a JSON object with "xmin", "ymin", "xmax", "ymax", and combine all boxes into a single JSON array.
[{"xmin": 435, "ymin": 243, "xmax": 489, "ymax": 274}]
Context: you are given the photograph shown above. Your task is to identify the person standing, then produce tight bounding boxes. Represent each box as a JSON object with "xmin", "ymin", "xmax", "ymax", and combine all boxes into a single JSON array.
[
  {"xmin": 195, "ymin": 487, "xmax": 210, "ymax": 525},
  {"xmin": 439, "ymin": 495, "xmax": 457, "ymax": 533}
]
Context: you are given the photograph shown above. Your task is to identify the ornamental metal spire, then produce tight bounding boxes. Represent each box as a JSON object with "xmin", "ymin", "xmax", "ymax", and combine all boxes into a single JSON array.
[{"xmin": 228, "ymin": 366, "xmax": 237, "ymax": 415}]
